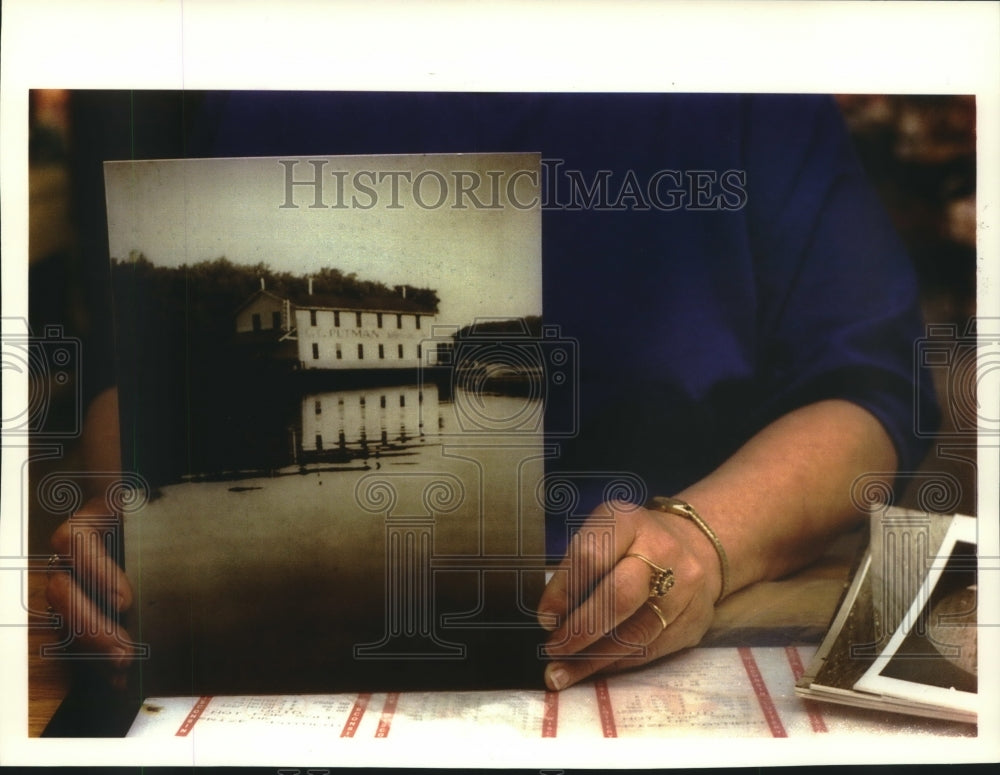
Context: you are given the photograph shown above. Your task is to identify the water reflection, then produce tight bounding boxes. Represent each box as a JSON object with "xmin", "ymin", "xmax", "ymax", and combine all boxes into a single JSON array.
[
  {"xmin": 297, "ymin": 383, "xmax": 440, "ymax": 464},
  {"xmin": 179, "ymin": 371, "xmax": 549, "ymax": 483}
]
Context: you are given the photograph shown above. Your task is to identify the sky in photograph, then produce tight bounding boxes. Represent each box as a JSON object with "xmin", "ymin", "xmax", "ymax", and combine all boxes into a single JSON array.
[{"xmin": 104, "ymin": 153, "xmax": 542, "ymax": 328}]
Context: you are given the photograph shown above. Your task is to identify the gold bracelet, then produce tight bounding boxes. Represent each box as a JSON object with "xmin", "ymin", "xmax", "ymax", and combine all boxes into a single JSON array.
[{"xmin": 645, "ymin": 496, "xmax": 730, "ymax": 604}]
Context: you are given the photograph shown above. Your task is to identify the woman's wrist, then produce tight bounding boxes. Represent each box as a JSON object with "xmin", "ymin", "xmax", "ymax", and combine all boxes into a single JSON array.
[{"xmin": 645, "ymin": 496, "xmax": 730, "ymax": 603}]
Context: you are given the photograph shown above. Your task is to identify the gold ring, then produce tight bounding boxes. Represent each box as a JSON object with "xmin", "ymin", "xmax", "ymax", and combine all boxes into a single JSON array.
[
  {"xmin": 645, "ymin": 599, "xmax": 669, "ymax": 632},
  {"xmin": 46, "ymin": 553, "xmax": 60, "ymax": 575},
  {"xmin": 625, "ymin": 553, "xmax": 675, "ymax": 597},
  {"xmin": 646, "ymin": 496, "xmax": 730, "ymax": 604}
]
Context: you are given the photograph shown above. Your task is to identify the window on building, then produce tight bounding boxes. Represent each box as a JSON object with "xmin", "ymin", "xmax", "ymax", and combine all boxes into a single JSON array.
[
  {"xmin": 396, "ymin": 313, "xmax": 403, "ymax": 329},
  {"xmin": 417, "ymin": 344, "xmax": 422, "ymax": 360},
  {"xmin": 399, "ymin": 394, "xmax": 406, "ymax": 407},
  {"xmin": 376, "ymin": 313, "xmax": 383, "ymax": 328},
  {"xmin": 378, "ymin": 344, "xmax": 385, "ymax": 359},
  {"xmin": 310, "ymin": 309, "xmax": 317, "ymax": 326},
  {"xmin": 272, "ymin": 310, "xmax": 281, "ymax": 330},
  {"xmin": 397, "ymin": 343, "xmax": 404, "ymax": 359},
  {"xmin": 380, "ymin": 395, "xmax": 386, "ymax": 408},
  {"xmin": 357, "ymin": 343, "xmax": 364, "ymax": 360},
  {"xmin": 252, "ymin": 313, "xmax": 261, "ymax": 332},
  {"xmin": 312, "ymin": 343, "xmax": 319, "ymax": 360},
  {"xmin": 315, "ymin": 434, "xmax": 323, "ymax": 451},
  {"xmin": 335, "ymin": 344, "xmax": 342, "ymax": 360},
  {"xmin": 415, "ymin": 314, "xmax": 421, "ymax": 330},
  {"xmin": 315, "ymin": 400, "xmax": 322, "ymax": 415},
  {"xmin": 356, "ymin": 311, "xmax": 363, "ymax": 328},
  {"xmin": 334, "ymin": 310, "xmax": 340, "ymax": 327}
]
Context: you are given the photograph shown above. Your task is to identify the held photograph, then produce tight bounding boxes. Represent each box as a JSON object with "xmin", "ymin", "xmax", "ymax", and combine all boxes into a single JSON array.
[{"xmin": 104, "ymin": 152, "xmax": 548, "ymax": 700}]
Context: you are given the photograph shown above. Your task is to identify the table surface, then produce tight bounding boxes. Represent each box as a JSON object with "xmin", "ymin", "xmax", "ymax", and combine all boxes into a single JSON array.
[
  {"xmin": 28, "ymin": 567, "xmax": 72, "ymax": 738},
  {"xmin": 27, "ymin": 527, "xmax": 864, "ymax": 737}
]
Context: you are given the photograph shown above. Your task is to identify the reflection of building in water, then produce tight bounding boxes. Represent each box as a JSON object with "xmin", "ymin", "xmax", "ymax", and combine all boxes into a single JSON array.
[
  {"xmin": 234, "ymin": 279, "xmax": 441, "ymax": 370},
  {"xmin": 300, "ymin": 384, "xmax": 441, "ymax": 454}
]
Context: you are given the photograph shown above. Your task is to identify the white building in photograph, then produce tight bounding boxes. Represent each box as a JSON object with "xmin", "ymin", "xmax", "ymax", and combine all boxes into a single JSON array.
[
  {"xmin": 294, "ymin": 300, "xmax": 437, "ymax": 369},
  {"xmin": 235, "ymin": 280, "xmax": 440, "ymax": 370}
]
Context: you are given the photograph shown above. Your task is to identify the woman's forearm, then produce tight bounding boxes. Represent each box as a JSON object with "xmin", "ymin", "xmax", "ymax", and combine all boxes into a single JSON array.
[{"xmin": 676, "ymin": 398, "xmax": 898, "ymax": 596}]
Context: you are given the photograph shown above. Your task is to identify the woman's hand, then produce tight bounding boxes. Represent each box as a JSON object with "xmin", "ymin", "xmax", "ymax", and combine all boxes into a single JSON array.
[
  {"xmin": 45, "ymin": 496, "xmax": 135, "ymax": 689},
  {"xmin": 536, "ymin": 499, "xmax": 723, "ymax": 691},
  {"xmin": 535, "ymin": 400, "xmax": 900, "ymax": 692}
]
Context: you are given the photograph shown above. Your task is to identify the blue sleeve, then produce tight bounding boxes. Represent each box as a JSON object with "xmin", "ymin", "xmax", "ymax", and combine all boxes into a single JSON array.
[{"xmin": 743, "ymin": 95, "xmax": 940, "ymax": 474}]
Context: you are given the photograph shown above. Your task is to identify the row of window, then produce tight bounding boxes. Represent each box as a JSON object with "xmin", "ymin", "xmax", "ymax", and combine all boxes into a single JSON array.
[
  {"xmin": 313, "ymin": 426, "xmax": 422, "ymax": 451},
  {"xmin": 249, "ymin": 309, "xmax": 425, "ymax": 332},
  {"xmin": 310, "ymin": 342, "xmax": 423, "ymax": 360},
  {"xmin": 308, "ymin": 309, "xmax": 422, "ymax": 330},
  {"xmin": 314, "ymin": 392, "xmax": 422, "ymax": 414}
]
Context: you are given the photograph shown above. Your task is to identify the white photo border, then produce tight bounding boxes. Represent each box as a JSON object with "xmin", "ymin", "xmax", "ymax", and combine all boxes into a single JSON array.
[{"xmin": 855, "ymin": 515, "xmax": 979, "ymax": 717}]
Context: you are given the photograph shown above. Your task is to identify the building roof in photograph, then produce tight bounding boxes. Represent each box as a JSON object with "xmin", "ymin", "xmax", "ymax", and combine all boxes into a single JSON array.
[
  {"xmin": 235, "ymin": 285, "xmax": 438, "ymax": 318},
  {"xmin": 290, "ymin": 292, "xmax": 435, "ymax": 315},
  {"xmin": 234, "ymin": 288, "xmax": 288, "ymax": 315}
]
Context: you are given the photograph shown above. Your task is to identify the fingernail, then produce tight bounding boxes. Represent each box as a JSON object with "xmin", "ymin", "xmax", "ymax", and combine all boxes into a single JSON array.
[
  {"xmin": 546, "ymin": 664, "xmax": 569, "ymax": 692},
  {"xmin": 537, "ymin": 610, "xmax": 558, "ymax": 632}
]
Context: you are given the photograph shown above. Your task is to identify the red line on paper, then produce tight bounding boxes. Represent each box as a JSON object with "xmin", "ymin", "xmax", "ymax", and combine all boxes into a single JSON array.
[
  {"xmin": 738, "ymin": 647, "xmax": 787, "ymax": 738},
  {"xmin": 594, "ymin": 679, "xmax": 618, "ymax": 738},
  {"xmin": 175, "ymin": 695, "xmax": 212, "ymax": 737},
  {"xmin": 542, "ymin": 691, "xmax": 559, "ymax": 737},
  {"xmin": 340, "ymin": 692, "xmax": 372, "ymax": 738},
  {"xmin": 375, "ymin": 692, "xmax": 400, "ymax": 738},
  {"xmin": 784, "ymin": 646, "xmax": 828, "ymax": 733},
  {"xmin": 784, "ymin": 644, "xmax": 807, "ymax": 680}
]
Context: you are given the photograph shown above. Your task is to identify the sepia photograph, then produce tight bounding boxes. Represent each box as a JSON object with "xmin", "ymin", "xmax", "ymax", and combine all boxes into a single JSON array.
[{"xmin": 103, "ymin": 152, "xmax": 547, "ymax": 701}]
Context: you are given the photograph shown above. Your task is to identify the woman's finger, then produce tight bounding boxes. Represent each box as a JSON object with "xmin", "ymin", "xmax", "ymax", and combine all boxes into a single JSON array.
[
  {"xmin": 543, "ymin": 553, "xmax": 678, "ymax": 658},
  {"xmin": 44, "ymin": 569, "xmax": 134, "ymax": 668},
  {"xmin": 543, "ymin": 603, "xmax": 676, "ymax": 691},
  {"xmin": 51, "ymin": 503, "xmax": 133, "ymax": 613},
  {"xmin": 544, "ymin": 596, "xmax": 707, "ymax": 691},
  {"xmin": 536, "ymin": 503, "xmax": 640, "ymax": 631}
]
